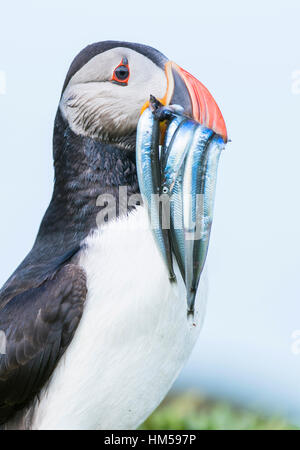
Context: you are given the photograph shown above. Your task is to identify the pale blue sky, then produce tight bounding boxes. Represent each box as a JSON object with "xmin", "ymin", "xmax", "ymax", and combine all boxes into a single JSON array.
[{"xmin": 1, "ymin": 0, "xmax": 300, "ymax": 422}]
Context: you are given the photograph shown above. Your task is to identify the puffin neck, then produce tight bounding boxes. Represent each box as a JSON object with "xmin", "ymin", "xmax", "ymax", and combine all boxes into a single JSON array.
[
  {"xmin": 54, "ymin": 108, "xmax": 138, "ymax": 183},
  {"xmin": 35, "ymin": 110, "xmax": 139, "ymax": 248}
]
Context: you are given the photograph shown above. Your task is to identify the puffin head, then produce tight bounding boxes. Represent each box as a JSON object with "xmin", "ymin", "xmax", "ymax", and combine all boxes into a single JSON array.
[{"xmin": 59, "ymin": 41, "xmax": 227, "ymax": 147}]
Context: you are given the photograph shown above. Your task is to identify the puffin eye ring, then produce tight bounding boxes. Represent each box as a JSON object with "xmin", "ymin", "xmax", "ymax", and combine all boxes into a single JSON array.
[{"xmin": 112, "ymin": 57, "xmax": 130, "ymax": 85}]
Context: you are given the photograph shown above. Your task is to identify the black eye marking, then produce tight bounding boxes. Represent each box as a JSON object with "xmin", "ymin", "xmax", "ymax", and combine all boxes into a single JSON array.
[
  {"xmin": 112, "ymin": 58, "xmax": 130, "ymax": 85},
  {"xmin": 115, "ymin": 65, "xmax": 129, "ymax": 81}
]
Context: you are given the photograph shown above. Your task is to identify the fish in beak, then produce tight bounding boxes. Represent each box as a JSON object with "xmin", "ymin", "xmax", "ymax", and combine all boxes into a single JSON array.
[
  {"xmin": 136, "ymin": 106, "xmax": 176, "ymax": 282},
  {"xmin": 137, "ymin": 61, "xmax": 227, "ymax": 315}
]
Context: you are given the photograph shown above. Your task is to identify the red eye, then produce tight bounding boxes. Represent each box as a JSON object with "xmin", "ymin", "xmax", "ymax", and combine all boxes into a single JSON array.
[{"xmin": 112, "ymin": 57, "xmax": 130, "ymax": 85}]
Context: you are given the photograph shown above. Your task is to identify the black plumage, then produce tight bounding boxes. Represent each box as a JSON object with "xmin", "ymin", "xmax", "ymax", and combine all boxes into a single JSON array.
[{"xmin": 0, "ymin": 265, "xmax": 86, "ymax": 424}]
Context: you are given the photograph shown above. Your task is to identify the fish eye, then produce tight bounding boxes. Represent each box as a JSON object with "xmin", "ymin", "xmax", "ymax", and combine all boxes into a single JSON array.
[{"xmin": 112, "ymin": 58, "xmax": 130, "ymax": 85}]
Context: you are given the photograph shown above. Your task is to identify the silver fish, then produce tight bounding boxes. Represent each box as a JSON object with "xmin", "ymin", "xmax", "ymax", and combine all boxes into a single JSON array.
[
  {"xmin": 162, "ymin": 119, "xmax": 197, "ymax": 193},
  {"xmin": 160, "ymin": 113, "xmax": 187, "ymax": 171},
  {"xmin": 136, "ymin": 107, "xmax": 175, "ymax": 281},
  {"xmin": 169, "ymin": 169, "xmax": 185, "ymax": 281},
  {"xmin": 183, "ymin": 130, "xmax": 224, "ymax": 313},
  {"xmin": 162, "ymin": 116, "xmax": 198, "ymax": 281}
]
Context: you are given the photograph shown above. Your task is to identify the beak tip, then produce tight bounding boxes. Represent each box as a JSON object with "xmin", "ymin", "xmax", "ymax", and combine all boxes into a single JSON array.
[{"xmin": 216, "ymin": 120, "xmax": 228, "ymax": 143}]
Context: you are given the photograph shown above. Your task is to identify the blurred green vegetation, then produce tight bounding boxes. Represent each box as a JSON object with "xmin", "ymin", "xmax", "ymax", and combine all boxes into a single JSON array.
[{"xmin": 141, "ymin": 392, "xmax": 298, "ymax": 430}]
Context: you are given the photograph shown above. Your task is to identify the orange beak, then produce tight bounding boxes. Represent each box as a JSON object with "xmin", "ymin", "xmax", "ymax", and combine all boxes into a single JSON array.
[{"xmin": 142, "ymin": 61, "xmax": 227, "ymax": 143}]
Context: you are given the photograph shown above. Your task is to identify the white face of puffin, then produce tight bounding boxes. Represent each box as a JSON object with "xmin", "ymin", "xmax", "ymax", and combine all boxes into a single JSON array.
[{"xmin": 60, "ymin": 47, "xmax": 167, "ymax": 141}]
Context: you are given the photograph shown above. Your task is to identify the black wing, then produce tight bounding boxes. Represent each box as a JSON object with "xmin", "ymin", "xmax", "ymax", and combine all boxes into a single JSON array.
[{"xmin": 0, "ymin": 264, "xmax": 87, "ymax": 425}]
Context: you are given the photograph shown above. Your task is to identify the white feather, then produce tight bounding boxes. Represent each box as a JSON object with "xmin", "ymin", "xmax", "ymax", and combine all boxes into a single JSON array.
[{"xmin": 32, "ymin": 206, "xmax": 207, "ymax": 430}]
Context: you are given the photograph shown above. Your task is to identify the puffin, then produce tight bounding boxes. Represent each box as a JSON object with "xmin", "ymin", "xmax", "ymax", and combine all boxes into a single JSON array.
[{"xmin": 0, "ymin": 41, "xmax": 227, "ymax": 430}]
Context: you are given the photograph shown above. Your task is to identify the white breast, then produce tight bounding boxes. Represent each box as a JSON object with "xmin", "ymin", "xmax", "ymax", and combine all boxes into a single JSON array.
[{"xmin": 32, "ymin": 207, "xmax": 207, "ymax": 430}]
